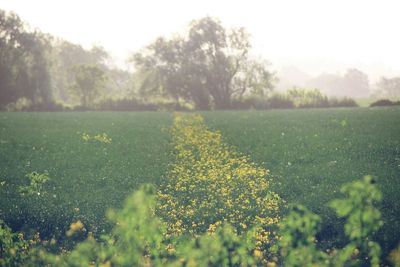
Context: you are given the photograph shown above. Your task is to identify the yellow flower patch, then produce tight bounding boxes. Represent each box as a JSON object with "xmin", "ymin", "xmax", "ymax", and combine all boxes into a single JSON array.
[
  {"xmin": 81, "ymin": 132, "xmax": 112, "ymax": 144},
  {"xmin": 157, "ymin": 113, "xmax": 282, "ymax": 250}
]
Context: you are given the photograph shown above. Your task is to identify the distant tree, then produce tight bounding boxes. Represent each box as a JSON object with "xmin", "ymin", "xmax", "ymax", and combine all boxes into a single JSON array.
[
  {"xmin": 305, "ymin": 69, "xmax": 370, "ymax": 98},
  {"xmin": 105, "ymin": 68, "xmax": 135, "ymax": 98},
  {"xmin": 0, "ymin": 10, "xmax": 52, "ymax": 108},
  {"xmin": 376, "ymin": 76, "xmax": 400, "ymax": 98},
  {"xmin": 133, "ymin": 17, "xmax": 274, "ymax": 110},
  {"xmin": 0, "ymin": 10, "xmax": 27, "ymax": 106},
  {"xmin": 70, "ymin": 65, "xmax": 107, "ymax": 107},
  {"xmin": 342, "ymin": 68, "xmax": 369, "ymax": 98},
  {"xmin": 49, "ymin": 40, "xmax": 110, "ymax": 103},
  {"xmin": 305, "ymin": 73, "xmax": 344, "ymax": 97}
]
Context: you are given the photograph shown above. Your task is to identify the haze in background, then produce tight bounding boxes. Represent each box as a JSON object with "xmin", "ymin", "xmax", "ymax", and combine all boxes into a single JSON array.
[{"xmin": 1, "ymin": 0, "xmax": 399, "ymax": 83}]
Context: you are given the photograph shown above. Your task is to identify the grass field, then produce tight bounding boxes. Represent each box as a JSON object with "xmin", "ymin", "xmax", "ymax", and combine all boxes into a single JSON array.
[
  {"xmin": 0, "ymin": 108, "xmax": 399, "ymax": 254},
  {"xmin": 203, "ymin": 107, "xmax": 400, "ymax": 252},
  {"xmin": 0, "ymin": 112, "xmax": 173, "ymax": 238}
]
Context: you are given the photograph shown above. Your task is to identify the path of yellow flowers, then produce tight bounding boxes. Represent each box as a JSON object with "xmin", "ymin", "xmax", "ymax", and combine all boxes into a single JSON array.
[{"xmin": 157, "ymin": 113, "xmax": 283, "ymax": 251}]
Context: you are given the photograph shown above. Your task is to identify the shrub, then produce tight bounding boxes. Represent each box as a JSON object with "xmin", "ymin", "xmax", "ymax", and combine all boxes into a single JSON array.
[
  {"xmin": 94, "ymin": 98, "xmax": 192, "ymax": 112},
  {"xmin": 286, "ymin": 88, "xmax": 329, "ymax": 108},
  {"xmin": 328, "ymin": 97, "xmax": 358, "ymax": 108},
  {"xmin": 329, "ymin": 176, "xmax": 383, "ymax": 267},
  {"xmin": 0, "ymin": 219, "xmax": 35, "ymax": 266},
  {"xmin": 4, "ymin": 98, "xmax": 65, "ymax": 112},
  {"xmin": 280, "ymin": 176, "xmax": 384, "ymax": 267},
  {"xmin": 266, "ymin": 94, "xmax": 295, "ymax": 109},
  {"xmin": 370, "ymin": 99, "xmax": 400, "ymax": 107},
  {"xmin": 94, "ymin": 98, "xmax": 158, "ymax": 111},
  {"xmin": 279, "ymin": 205, "xmax": 328, "ymax": 266},
  {"xmin": 230, "ymin": 98, "xmax": 253, "ymax": 110}
]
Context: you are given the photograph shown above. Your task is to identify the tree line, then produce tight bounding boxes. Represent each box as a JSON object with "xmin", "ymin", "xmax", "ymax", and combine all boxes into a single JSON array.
[{"xmin": 1, "ymin": 10, "xmax": 399, "ymax": 111}]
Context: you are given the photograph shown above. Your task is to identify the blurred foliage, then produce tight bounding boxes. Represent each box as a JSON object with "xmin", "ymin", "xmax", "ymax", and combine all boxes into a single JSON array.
[
  {"xmin": 390, "ymin": 246, "xmax": 400, "ymax": 267},
  {"xmin": 2, "ymin": 175, "xmax": 398, "ymax": 266},
  {"xmin": 329, "ymin": 176, "xmax": 383, "ymax": 267},
  {"xmin": 0, "ymin": 220, "xmax": 31, "ymax": 266},
  {"xmin": 279, "ymin": 205, "xmax": 329, "ymax": 266}
]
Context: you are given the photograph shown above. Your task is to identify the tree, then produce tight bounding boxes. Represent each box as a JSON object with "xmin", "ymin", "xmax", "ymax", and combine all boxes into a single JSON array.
[
  {"xmin": 0, "ymin": 10, "xmax": 52, "ymax": 108},
  {"xmin": 70, "ymin": 65, "xmax": 106, "ymax": 107},
  {"xmin": 342, "ymin": 68, "xmax": 369, "ymax": 98},
  {"xmin": 305, "ymin": 73, "xmax": 344, "ymax": 97},
  {"xmin": 49, "ymin": 40, "xmax": 110, "ymax": 103},
  {"xmin": 133, "ymin": 17, "xmax": 274, "ymax": 110},
  {"xmin": 376, "ymin": 76, "xmax": 400, "ymax": 98}
]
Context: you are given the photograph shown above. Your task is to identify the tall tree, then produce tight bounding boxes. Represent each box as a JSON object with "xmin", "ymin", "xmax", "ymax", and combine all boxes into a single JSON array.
[
  {"xmin": 0, "ymin": 10, "xmax": 52, "ymax": 108},
  {"xmin": 342, "ymin": 68, "xmax": 369, "ymax": 98},
  {"xmin": 133, "ymin": 17, "xmax": 274, "ymax": 110},
  {"xmin": 49, "ymin": 40, "xmax": 110, "ymax": 103},
  {"xmin": 70, "ymin": 65, "xmax": 107, "ymax": 107},
  {"xmin": 376, "ymin": 76, "xmax": 400, "ymax": 98}
]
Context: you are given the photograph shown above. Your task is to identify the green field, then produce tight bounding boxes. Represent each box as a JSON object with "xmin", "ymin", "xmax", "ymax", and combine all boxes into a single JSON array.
[
  {"xmin": 203, "ymin": 108, "xmax": 400, "ymax": 252},
  {"xmin": 0, "ymin": 112, "xmax": 173, "ymax": 238},
  {"xmin": 1, "ymin": 108, "xmax": 399, "ymax": 254}
]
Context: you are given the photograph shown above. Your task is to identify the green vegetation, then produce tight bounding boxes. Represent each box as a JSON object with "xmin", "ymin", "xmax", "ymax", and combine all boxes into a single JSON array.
[
  {"xmin": 0, "ymin": 112, "xmax": 172, "ymax": 240},
  {"xmin": 0, "ymin": 175, "xmax": 394, "ymax": 266},
  {"xmin": 18, "ymin": 171, "xmax": 50, "ymax": 196},
  {"xmin": 202, "ymin": 107, "xmax": 400, "ymax": 254},
  {"xmin": 2, "ymin": 5, "xmax": 400, "ymax": 266},
  {"xmin": 157, "ymin": 114, "xmax": 281, "ymax": 254},
  {"xmin": 370, "ymin": 99, "xmax": 400, "ymax": 107},
  {"xmin": 1, "ymin": 10, "xmax": 383, "ymax": 112},
  {"xmin": 1, "ymin": 108, "xmax": 399, "ymax": 265}
]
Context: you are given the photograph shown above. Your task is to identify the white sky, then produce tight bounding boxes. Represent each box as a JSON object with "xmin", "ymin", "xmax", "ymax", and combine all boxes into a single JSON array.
[{"xmin": 1, "ymin": 0, "xmax": 400, "ymax": 80}]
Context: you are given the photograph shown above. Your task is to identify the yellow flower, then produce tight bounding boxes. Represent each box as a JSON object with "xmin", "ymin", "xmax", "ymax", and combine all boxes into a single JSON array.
[
  {"xmin": 254, "ymin": 249, "xmax": 263, "ymax": 258},
  {"xmin": 66, "ymin": 220, "xmax": 85, "ymax": 237},
  {"xmin": 157, "ymin": 114, "xmax": 282, "ymax": 243}
]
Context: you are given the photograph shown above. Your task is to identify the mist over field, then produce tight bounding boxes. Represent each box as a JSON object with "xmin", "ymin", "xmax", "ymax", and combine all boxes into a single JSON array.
[{"xmin": 1, "ymin": 0, "xmax": 400, "ymax": 110}]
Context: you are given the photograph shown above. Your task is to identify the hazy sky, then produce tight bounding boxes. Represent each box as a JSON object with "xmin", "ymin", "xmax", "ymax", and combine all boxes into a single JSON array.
[{"xmin": 1, "ymin": 0, "xmax": 399, "ymax": 80}]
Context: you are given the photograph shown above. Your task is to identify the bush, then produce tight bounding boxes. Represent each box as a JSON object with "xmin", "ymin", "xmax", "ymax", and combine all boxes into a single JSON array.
[
  {"xmin": 266, "ymin": 94, "xmax": 295, "ymax": 109},
  {"xmin": 230, "ymin": 90, "xmax": 357, "ymax": 110},
  {"xmin": 93, "ymin": 98, "xmax": 192, "ymax": 112},
  {"xmin": 4, "ymin": 98, "xmax": 66, "ymax": 112},
  {"xmin": 0, "ymin": 220, "xmax": 31, "ymax": 266},
  {"xmin": 286, "ymin": 88, "xmax": 328, "ymax": 108},
  {"xmin": 328, "ymin": 97, "xmax": 358, "ymax": 108},
  {"xmin": 230, "ymin": 98, "xmax": 253, "ymax": 110},
  {"xmin": 231, "ymin": 95, "xmax": 294, "ymax": 110},
  {"xmin": 370, "ymin": 99, "xmax": 400, "ymax": 107},
  {"xmin": 94, "ymin": 98, "xmax": 157, "ymax": 111}
]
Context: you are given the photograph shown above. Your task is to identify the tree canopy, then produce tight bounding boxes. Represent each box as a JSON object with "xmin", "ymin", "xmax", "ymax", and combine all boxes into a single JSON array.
[
  {"xmin": 0, "ymin": 10, "xmax": 52, "ymax": 108},
  {"xmin": 376, "ymin": 76, "xmax": 400, "ymax": 98},
  {"xmin": 70, "ymin": 65, "xmax": 107, "ymax": 107},
  {"xmin": 133, "ymin": 17, "xmax": 275, "ymax": 110}
]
